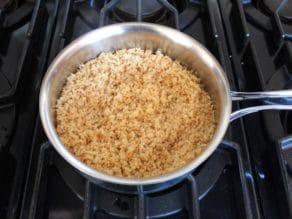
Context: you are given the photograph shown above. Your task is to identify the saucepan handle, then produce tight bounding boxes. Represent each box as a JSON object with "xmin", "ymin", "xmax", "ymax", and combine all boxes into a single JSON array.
[{"xmin": 230, "ymin": 90, "xmax": 292, "ymax": 122}]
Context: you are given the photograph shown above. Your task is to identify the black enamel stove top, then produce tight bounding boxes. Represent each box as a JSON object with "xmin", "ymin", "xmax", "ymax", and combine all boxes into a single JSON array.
[{"xmin": 0, "ymin": 0, "xmax": 292, "ymax": 218}]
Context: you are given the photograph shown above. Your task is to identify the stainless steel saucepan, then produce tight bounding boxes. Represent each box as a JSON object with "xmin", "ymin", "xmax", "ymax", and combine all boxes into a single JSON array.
[{"xmin": 39, "ymin": 23, "xmax": 292, "ymax": 194}]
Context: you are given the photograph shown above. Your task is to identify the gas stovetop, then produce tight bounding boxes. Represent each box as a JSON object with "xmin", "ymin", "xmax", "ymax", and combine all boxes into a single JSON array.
[{"xmin": 0, "ymin": 0, "xmax": 291, "ymax": 218}]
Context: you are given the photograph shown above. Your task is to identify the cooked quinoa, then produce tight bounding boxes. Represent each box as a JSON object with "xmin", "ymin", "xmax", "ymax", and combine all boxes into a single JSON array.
[{"xmin": 55, "ymin": 48, "xmax": 216, "ymax": 178}]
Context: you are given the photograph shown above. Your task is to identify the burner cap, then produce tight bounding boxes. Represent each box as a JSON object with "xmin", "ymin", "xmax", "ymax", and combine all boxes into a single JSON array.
[
  {"xmin": 112, "ymin": 0, "xmax": 166, "ymax": 22},
  {"xmin": 261, "ymin": 0, "xmax": 292, "ymax": 23}
]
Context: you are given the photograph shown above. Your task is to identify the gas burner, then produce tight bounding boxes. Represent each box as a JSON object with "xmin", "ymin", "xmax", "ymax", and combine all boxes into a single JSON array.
[
  {"xmin": 112, "ymin": 0, "xmax": 167, "ymax": 22},
  {"xmin": 261, "ymin": 0, "xmax": 292, "ymax": 23}
]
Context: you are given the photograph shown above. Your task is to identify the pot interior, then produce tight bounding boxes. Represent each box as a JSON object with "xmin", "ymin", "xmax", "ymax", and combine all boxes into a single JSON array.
[{"xmin": 41, "ymin": 23, "xmax": 231, "ymax": 185}]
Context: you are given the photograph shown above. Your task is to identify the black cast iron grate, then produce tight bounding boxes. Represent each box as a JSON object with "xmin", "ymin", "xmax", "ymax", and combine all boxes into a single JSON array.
[
  {"xmin": 18, "ymin": 0, "xmax": 260, "ymax": 218},
  {"xmin": 0, "ymin": 0, "xmax": 58, "ymax": 218},
  {"xmin": 3, "ymin": 0, "xmax": 292, "ymax": 218},
  {"xmin": 219, "ymin": 0, "xmax": 292, "ymax": 218},
  {"xmin": 22, "ymin": 140, "xmax": 253, "ymax": 219}
]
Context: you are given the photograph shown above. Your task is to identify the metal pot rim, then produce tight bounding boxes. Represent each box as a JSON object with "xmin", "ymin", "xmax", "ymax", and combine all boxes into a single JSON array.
[{"xmin": 39, "ymin": 22, "xmax": 231, "ymax": 186}]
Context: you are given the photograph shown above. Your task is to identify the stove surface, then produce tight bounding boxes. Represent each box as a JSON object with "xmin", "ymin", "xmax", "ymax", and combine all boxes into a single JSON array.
[{"xmin": 0, "ymin": 0, "xmax": 291, "ymax": 218}]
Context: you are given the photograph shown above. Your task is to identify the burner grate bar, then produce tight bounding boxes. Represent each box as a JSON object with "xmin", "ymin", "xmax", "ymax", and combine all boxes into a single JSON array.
[
  {"xmin": 136, "ymin": 0, "xmax": 142, "ymax": 22},
  {"xmin": 26, "ymin": 143, "xmax": 52, "ymax": 219},
  {"xmin": 157, "ymin": 0, "xmax": 179, "ymax": 29},
  {"xmin": 135, "ymin": 185, "xmax": 147, "ymax": 219},
  {"xmin": 276, "ymin": 137, "xmax": 292, "ymax": 218},
  {"xmin": 222, "ymin": 141, "xmax": 258, "ymax": 219},
  {"xmin": 230, "ymin": 0, "xmax": 251, "ymax": 52},
  {"xmin": 27, "ymin": 0, "xmax": 43, "ymax": 37},
  {"xmin": 99, "ymin": 0, "xmax": 121, "ymax": 27},
  {"xmin": 83, "ymin": 181, "xmax": 96, "ymax": 219},
  {"xmin": 59, "ymin": 0, "xmax": 73, "ymax": 38},
  {"xmin": 186, "ymin": 175, "xmax": 200, "ymax": 219}
]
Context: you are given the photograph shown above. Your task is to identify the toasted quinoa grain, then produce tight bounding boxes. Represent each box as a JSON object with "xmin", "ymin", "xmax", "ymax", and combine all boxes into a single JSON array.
[{"xmin": 55, "ymin": 48, "xmax": 216, "ymax": 178}]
